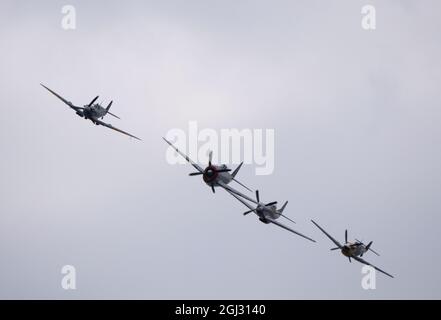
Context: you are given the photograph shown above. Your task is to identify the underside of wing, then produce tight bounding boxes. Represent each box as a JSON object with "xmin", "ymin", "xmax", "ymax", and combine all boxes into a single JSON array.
[
  {"xmin": 40, "ymin": 84, "xmax": 82, "ymax": 111},
  {"xmin": 267, "ymin": 217, "xmax": 316, "ymax": 242},
  {"xmin": 311, "ymin": 220, "xmax": 342, "ymax": 248},
  {"xmin": 163, "ymin": 137, "xmax": 204, "ymax": 173},
  {"xmin": 94, "ymin": 118, "xmax": 141, "ymax": 140},
  {"xmin": 352, "ymin": 256, "xmax": 394, "ymax": 278},
  {"xmin": 218, "ymin": 181, "xmax": 258, "ymax": 204}
]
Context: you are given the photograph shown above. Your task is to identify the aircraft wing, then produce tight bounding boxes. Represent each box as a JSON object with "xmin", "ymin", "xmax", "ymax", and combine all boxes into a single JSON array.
[
  {"xmin": 225, "ymin": 188, "xmax": 257, "ymax": 213},
  {"xmin": 352, "ymin": 256, "xmax": 394, "ymax": 278},
  {"xmin": 93, "ymin": 118, "xmax": 141, "ymax": 140},
  {"xmin": 218, "ymin": 180, "xmax": 258, "ymax": 204},
  {"xmin": 311, "ymin": 220, "xmax": 343, "ymax": 248},
  {"xmin": 40, "ymin": 84, "xmax": 83, "ymax": 112},
  {"xmin": 163, "ymin": 137, "xmax": 204, "ymax": 173},
  {"xmin": 266, "ymin": 217, "xmax": 316, "ymax": 242}
]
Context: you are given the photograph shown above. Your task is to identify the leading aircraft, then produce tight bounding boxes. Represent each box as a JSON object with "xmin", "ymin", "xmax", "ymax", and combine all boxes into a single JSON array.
[
  {"xmin": 41, "ymin": 84, "xmax": 141, "ymax": 140},
  {"xmin": 311, "ymin": 220, "xmax": 394, "ymax": 278},
  {"xmin": 163, "ymin": 137, "xmax": 257, "ymax": 203},
  {"xmin": 226, "ymin": 189, "xmax": 316, "ymax": 242}
]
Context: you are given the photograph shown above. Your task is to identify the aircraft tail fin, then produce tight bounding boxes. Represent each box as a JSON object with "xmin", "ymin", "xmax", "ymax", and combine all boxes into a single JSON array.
[
  {"xmin": 278, "ymin": 201, "xmax": 288, "ymax": 214},
  {"xmin": 231, "ymin": 162, "xmax": 243, "ymax": 178},
  {"xmin": 106, "ymin": 100, "xmax": 113, "ymax": 111},
  {"xmin": 367, "ymin": 241, "xmax": 380, "ymax": 256},
  {"xmin": 105, "ymin": 101, "xmax": 120, "ymax": 119},
  {"xmin": 366, "ymin": 241, "xmax": 373, "ymax": 251}
]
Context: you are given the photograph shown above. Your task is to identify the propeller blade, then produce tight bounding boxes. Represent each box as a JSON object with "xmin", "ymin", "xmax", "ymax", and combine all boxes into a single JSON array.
[
  {"xmin": 211, "ymin": 185, "xmax": 215, "ymax": 193},
  {"xmin": 348, "ymin": 257, "xmax": 352, "ymax": 263},
  {"xmin": 265, "ymin": 201, "xmax": 277, "ymax": 206},
  {"xmin": 216, "ymin": 169, "xmax": 232, "ymax": 173},
  {"xmin": 88, "ymin": 96, "xmax": 99, "ymax": 107},
  {"xmin": 189, "ymin": 172, "xmax": 204, "ymax": 176},
  {"xmin": 345, "ymin": 229, "xmax": 348, "ymax": 243},
  {"xmin": 256, "ymin": 190, "xmax": 260, "ymax": 203},
  {"xmin": 208, "ymin": 151, "xmax": 213, "ymax": 166},
  {"xmin": 243, "ymin": 209, "xmax": 254, "ymax": 216},
  {"xmin": 330, "ymin": 247, "xmax": 340, "ymax": 250}
]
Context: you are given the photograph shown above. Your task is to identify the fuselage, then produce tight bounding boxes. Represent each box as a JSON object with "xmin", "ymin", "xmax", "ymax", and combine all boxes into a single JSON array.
[
  {"xmin": 341, "ymin": 242, "xmax": 367, "ymax": 257},
  {"xmin": 256, "ymin": 205, "xmax": 281, "ymax": 223},
  {"xmin": 78, "ymin": 104, "xmax": 107, "ymax": 123}
]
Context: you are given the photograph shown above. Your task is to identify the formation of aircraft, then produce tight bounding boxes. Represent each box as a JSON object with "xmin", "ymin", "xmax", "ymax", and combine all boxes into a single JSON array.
[
  {"xmin": 162, "ymin": 138, "xmax": 394, "ymax": 278},
  {"xmin": 311, "ymin": 220, "xmax": 394, "ymax": 278},
  {"xmin": 39, "ymin": 84, "xmax": 394, "ymax": 280},
  {"xmin": 163, "ymin": 137, "xmax": 315, "ymax": 242},
  {"xmin": 41, "ymin": 84, "xmax": 141, "ymax": 140}
]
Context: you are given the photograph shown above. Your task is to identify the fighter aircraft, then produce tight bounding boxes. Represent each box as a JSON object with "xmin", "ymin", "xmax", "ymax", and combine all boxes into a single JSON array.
[
  {"xmin": 226, "ymin": 189, "xmax": 316, "ymax": 242},
  {"xmin": 311, "ymin": 220, "xmax": 394, "ymax": 278},
  {"xmin": 41, "ymin": 84, "xmax": 141, "ymax": 140},
  {"xmin": 163, "ymin": 137, "xmax": 257, "ymax": 203}
]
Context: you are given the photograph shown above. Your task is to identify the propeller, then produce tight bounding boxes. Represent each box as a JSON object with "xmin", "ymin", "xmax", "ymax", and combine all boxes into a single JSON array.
[
  {"xmin": 242, "ymin": 191, "xmax": 280, "ymax": 216},
  {"xmin": 243, "ymin": 190, "xmax": 260, "ymax": 215},
  {"xmin": 256, "ymin": 190, "xmax": 278, "ymax": 207},
  {"xmin": 211, "ymin": 185, "xmax": 215, "ymax": 193},
  {"xmin": 189, "ymin": 168, "xmax": 231, "ymax": 176},
  {"xmin": 345, "ymin": 229, "xmax": 348, "ymax": 243},
  {"xmin": 188, "ymin": 150, "xmax": 231, "ymax": 177},
  {"xmin": 243, "ymin": 209, "xmax": 255, "ymax": 216},
  {"xmin": 330, "ymin": 247, "xmax": 340, "ymax": 251}
]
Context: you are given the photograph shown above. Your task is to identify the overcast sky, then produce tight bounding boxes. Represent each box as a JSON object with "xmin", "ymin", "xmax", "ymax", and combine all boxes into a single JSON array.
[{"xmin": 1, "ymin": 0, "xmax": 440, "ymax": 299}]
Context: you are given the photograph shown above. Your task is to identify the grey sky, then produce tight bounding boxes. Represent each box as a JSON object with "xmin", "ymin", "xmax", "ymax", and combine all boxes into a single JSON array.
[{"xmin": 1, "ymin": 0, "xmax": 440, "ymax": 299}]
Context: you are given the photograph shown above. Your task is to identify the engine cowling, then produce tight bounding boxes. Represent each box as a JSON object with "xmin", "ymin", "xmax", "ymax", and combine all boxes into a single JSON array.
[{"xmin": 202, "ymin": 166, "xmax": 219, "ymax": 183}]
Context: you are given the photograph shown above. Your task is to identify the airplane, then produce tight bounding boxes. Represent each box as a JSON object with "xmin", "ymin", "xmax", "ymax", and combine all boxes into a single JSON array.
[
  {"xmin": 311, "ymin": 220, "xmax": 394, "ymax": 278},
  {"xmin": 225, "ymin": 188, "xmax": 316, "ymax": 242},
  {"xmin": 163, "ymin": 137, "xmax": 258, "ymax": 203},
  {"xmin": 41, "ymin": 84, "xmax": 141, "ymax": 140}
]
